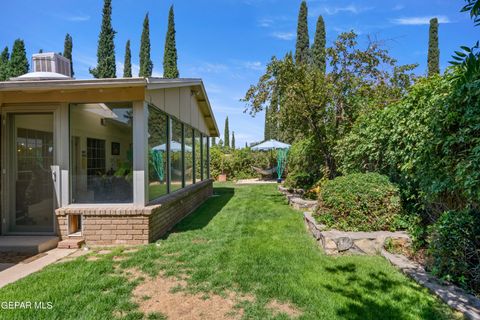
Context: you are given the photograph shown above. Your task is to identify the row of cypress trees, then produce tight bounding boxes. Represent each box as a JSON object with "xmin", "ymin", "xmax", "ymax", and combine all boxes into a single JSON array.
[
  {"xmin": 265, "ymin": 0, "xmax": 326, "ymax": 141},
  {"xmin": 211, "ymin": 117, "xmax": 236, "ymax": 149},
  {"xmin": 92, "ymin": 0, "xmax": 179, "ymax": 79},
  {"xmin": 265, "ymin": 1, "xmax": 441, "ymax": 141},
  {"xmin": 0, "ymin": 0, "xmax": 178, "ymax": 81}
]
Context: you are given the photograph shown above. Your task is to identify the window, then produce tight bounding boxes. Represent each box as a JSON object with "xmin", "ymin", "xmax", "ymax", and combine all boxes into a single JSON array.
[
  {"xmin": 148, "ymin": 106, "xmax": 168, "ymax": 201},
  {"xmin": 203, "ymin": 135, "xmax": 209, "ymax": 180},
  {"xmin": 70, "ymin": 102, "xmax": 133, "ymax": 203},
  {"xmin": 194, "ymin": 130, "xmax": 201, "ymax": 182},
  {"xmin": 86, "ymin": 138, "xmax": 106, "ymax": 186},
  {"xmin": 184, "ymin": 126, "xmax": 194, "ymax": 186},
  {"xmin": 170, "ymin": 119, "xmax": 183, "ymax": 192}
]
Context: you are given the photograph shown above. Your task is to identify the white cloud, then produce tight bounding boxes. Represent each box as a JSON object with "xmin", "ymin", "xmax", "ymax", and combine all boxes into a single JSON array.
[
  {"xmin": 242, "ymin": 61, "xmax": 263, "ymax": 71},
  {"xmin": 53, "ymin": 13, "xmax": 90, "ymax": 22},
  {"xmin": 312, "ymin": 4, "xmax": 373, "ymax": 16},
  {"xmin": 391, "ymin": 15, "xmax": 451, "ymax": 25},
  {"xmin": 189, "ymin": 63, "xmax": 229, "ymax": 74},
  {"xmin": 258, "ymin": 18, "xmax": 274, "ymax": 27},
  {"xmin": 271, "ymin": 32, "xmax": 295, "ymax": 41},
  {"xmin": 392, "ymin": 4, "xmax": 405, "ymax": 11}
]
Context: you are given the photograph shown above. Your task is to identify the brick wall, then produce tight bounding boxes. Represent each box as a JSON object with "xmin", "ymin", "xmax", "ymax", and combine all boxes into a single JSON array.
[
  {"xmin": 55, "ymin": 179, "xmax": 213, "ymax": 246},
  {"xmin": 149, "ymin": 179, "xmax": 213, "ymax": 242}
]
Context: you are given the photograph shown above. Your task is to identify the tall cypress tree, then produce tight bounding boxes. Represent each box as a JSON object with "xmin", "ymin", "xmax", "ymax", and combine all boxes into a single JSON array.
[
  {"xmin": 224, "ymin": 117, "xmax": 230, "ymax": 148},
  {"xmin": 163, "ymin": 5, "xmax": 179, "ymax": 78},
  {"xmin": 295, "ymin": 1, "xmax": 310, "ymax": 64},
  {"xmin": 269, "ymin": 85, "xmax": 280, "ymax": 140},
  {"xmin": 63, "ymin": 33, "xmax": 74, "ymax": 77},
  {"xmin": 231, "ymin": 131, "xmax": 236, "ymax": 149},
  {"xmin": 9, "ymin": 39, "xmax": 29, "ymax": 78},
  {"xmin": 123, "ymin": 40, "xmax": 132, "ymax": 77},
  {"xmin": 427, "ymin": 17, "xmax": 440, "ymax": 76},
  {"xmin": 264, "ymin": 106, "xmax": 271, "ymax": 140},
  {"xmin": 312, "ymin": 15, "xmax": 326, "ymax": 73},
  {"xmin": 139, "ymin": 13, "xmax": 153, "ymax": 77},
  {"xmin": 0, "ymin": 47, "xmax": 9, "ymax": 81},
  {"xmin": 90, "ymin": 0, "xmax": 116, "ymax": 78}
]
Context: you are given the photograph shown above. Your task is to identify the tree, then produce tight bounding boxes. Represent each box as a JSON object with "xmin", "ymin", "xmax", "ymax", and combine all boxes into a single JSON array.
[
  {"xmin": 312, "ymin": 15, "xmax": 326, "ymax": 73},
  {"xmin": 63, "ymin": 33, "xmax": 74, "ymax": 77},
  {"xmin": 9, "ymin": 39, "xmax": 29, "ymax": 78},
  {"xmin": 224, "ymin": 117, "xmax": 230, "ymax": 148},
  {"xmin": 139, "ymin": 13, "xmax": 153, "ymax": 77},
  {"xmin": 231, "ymin": 131, "xmax": 236, "ymax": 149},
  {"xmin": 295, "ymin": 1, "xmax": 310, "ymax": 64},
  {"xmin": 244, "ymin": 32, "xmax": 417, "ymax": 179},
  {"xmin": 90, "ymin": 0, "xmax": 116, "ymax": 78},
  {"xmin": 163, "ymin": 5, "xmax": 179, "ymax": 78},
  {"xmin": 211, "ymin": 137, "xmax": 216, "ymax": 146},
  {"xmin": 264, "ymin": 106, "xmax": 271, "ymax": 140},
  {"xmin": 269, "ymin": 87, "xmax": 279, "ymax": 140},
  {"xmin": 123, "ymin": 40, "xmax": 132, "ymax": 77},
  {"xmin": 427, "ymin": 17, "xmax": 440, "ymax": 76},
  {"xmin": 0, "ymin": 46, "xmax": 9, "ymax": 81}
]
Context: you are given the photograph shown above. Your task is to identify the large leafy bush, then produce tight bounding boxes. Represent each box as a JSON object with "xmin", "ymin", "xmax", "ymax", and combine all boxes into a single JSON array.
[
  {"xmin": 427, "ymin": 209, "xmax": 480, "ymax": 295},
  {"xmin": 284, "ymin": 137, "xmax": 324, "ymax": 189},
  {"xmin": 315, "ymin": 173, "xmax": 403, "ymax": 231},
  {"xmin": 335, "ymin": 76, "xmax": 451, "ymax": 214}
]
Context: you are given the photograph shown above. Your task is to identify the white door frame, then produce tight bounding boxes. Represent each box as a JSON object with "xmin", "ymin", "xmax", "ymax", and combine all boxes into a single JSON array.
[{"xmin": 0, "ymin": 104, "xmax": 65, "ymax": 235}]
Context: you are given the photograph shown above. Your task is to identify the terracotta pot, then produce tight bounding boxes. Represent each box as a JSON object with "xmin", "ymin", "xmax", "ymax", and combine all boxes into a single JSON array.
[{"xmin": 218, "ymin": 174, "xmax": 227, "ymax": 182}]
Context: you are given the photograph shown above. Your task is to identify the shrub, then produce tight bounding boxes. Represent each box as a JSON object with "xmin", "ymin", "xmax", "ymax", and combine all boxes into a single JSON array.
[
  {"xmin": 209, "ymin": 146, "xmax": 271, "ymax": 180},
  {"xmin": 284, "ymin": 137, "xmax": 324, "ymax": 189},
  {"xmin": 427, "ymin": 209, "xmax": 480, "ymax": 295},
  {"xmin": 335, "ymin": 76, "xmax": 451, "ymax": 216},
  {"xmin": 315, "ymin": 173, "xmax": 403, "ymax": 231}
]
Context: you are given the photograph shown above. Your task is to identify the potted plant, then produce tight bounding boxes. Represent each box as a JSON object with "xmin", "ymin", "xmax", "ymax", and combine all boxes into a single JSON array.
[{"xmin": 218, "ymin": 154, "xmax": 227, "ymax": 182}]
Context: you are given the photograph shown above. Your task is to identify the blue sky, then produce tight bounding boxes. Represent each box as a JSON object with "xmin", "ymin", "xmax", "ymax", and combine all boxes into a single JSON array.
[{"xmin": 1, "ymin": 0, "xmax": 478, "ymax": 146}]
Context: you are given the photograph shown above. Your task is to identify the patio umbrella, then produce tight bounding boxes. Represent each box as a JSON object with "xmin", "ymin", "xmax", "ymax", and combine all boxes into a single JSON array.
[
  {"xmin": 152, "ymin": 141, "xmax": 192, "ymax": 152},
  {"xmin": 251, "ymin": 139, "xmax": 291, "ymax": 181},
  {"xmin": 251, "ymin": 139, "xmax": 291, "ymax": 151}
]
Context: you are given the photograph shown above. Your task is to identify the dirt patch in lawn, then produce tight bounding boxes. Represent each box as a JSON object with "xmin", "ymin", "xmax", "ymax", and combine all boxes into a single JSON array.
[
  {"xmin": 133, "ymin": 274, "xmax": 250, "ymax": 320},
  {"xmin": 266, "ymin": 299, "xmax": 302, "ymax": 318}
]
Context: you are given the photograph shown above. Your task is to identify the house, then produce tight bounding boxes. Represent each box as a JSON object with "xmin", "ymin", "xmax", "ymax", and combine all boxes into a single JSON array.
[{"xmin": 0, "ymin": 53, "xmax": 219, "ymax": 248}]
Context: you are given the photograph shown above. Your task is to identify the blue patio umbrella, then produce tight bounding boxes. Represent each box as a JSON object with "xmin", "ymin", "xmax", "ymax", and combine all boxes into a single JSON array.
[
  {"xmin": 251, "ymin": 139, "xmax": 291, "ymax": 182},
  {"xmin": 251, "ymin": 139, "xmax": 291, "ymax": 151},
  {"xmin": 152, "ymin": 141, "xmax": 192, "ymax": 152}
]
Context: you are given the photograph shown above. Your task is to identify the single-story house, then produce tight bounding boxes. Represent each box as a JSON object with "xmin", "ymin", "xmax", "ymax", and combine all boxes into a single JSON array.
[{"xmin": 0, "ymin": 53, "xmax": 219, "ymax": 247}]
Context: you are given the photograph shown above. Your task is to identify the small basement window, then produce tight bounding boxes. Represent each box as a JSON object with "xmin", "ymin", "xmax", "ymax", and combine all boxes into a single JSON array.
[{"xmin": 68, "ymin": 215, "xmax": 82, "ymax": 236}]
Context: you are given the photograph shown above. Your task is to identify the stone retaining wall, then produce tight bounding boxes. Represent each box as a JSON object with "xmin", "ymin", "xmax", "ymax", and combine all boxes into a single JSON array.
[
  {"xmin": 55, "ymin": 179, "xmax": 213, "ymax": 246},
  {"xmin": 304, "ymin": 212, "xmax": 410, "ymax": 255},
  {"xmin": 278, "ymin": 186, "xmax": 317, "ymax": 212}
]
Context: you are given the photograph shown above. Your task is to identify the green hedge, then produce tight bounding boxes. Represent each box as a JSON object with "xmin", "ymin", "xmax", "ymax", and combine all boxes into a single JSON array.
[
  {"xmin": 315, "ymin": 173, "xmax": 403, "ymax": 231},
  {"xmin": 209, "ymin": 146, "xmax": 271, "ymax": 180},
  {"xmin": 427, "ymin": 209, "xmax": 480, "ymax": 295}
]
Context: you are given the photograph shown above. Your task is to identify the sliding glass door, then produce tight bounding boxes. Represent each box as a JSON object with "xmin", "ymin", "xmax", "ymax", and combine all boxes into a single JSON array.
[{"xmin": 7, "ymin": 113, "xmax": 55, "ymax": 233}]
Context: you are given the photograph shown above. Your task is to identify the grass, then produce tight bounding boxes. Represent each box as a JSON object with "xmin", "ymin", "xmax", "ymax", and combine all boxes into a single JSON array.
[{"xmin": 0, "ymin": 183, "xmax": 459, "ymax": 320}]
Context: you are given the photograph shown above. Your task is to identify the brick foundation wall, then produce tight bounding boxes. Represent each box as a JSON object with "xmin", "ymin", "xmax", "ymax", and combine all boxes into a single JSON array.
[{"xmin": 55, "ymin": 179, "xmax": 213, "ymax": 246}]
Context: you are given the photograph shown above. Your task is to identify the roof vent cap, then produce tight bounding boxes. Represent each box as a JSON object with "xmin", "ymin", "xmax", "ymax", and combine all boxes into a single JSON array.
[{"xmin": 9, "ymin": 52, "xmax": 73, "ymax": 81}]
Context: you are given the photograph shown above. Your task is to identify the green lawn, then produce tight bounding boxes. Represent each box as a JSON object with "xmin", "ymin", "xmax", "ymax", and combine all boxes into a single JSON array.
[{"xmin": 0, "ymin": 183, "xmax": 458, "ymax": 320}]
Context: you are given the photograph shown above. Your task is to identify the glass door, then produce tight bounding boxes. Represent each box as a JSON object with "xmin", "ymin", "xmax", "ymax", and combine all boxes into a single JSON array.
[{"xmin": 8, "ymin": 113, "xmax": 55, "ymax": 233}]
